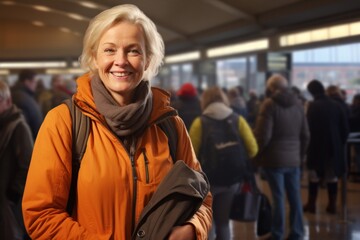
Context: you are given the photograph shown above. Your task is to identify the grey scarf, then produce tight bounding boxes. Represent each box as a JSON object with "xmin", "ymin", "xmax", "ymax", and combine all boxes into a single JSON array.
[{"xmin": 91, "ymin": 76, "xmax": 153, "ymax": 137}]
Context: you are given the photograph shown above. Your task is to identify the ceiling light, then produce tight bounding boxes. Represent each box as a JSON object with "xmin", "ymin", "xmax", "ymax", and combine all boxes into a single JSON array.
[
  {"xmin": 60, "ymin": 27, "xmax": 71, "ymax": 33},
  {"xmin": 32, "ymin": 21, "xmax": 44, "ymax": 27},
  {"xmin": 0, "ymin": 61, "xmax": 67, "ymax": 69},
  {"xmin": 67, "ymin": 13, "xmax": 86, "ymax": 21},
  {"xmin": 33, "ymin": 5, "xmax": 51, "ymax": 12},
  {"xmin": 165, "ymin": 51, "xmax": 201, "ymax": 64},
  {"xmin": 46, "ymin": 68, "xmax": 85, "ymax": 74},
  {"xmin": 329, "ymin": 24, "xmax": 349, "ymax": 39},
  {"xmin": 79, "ymin": 1, "xmax": 99, "ymax": 9},
  {"xmin": 280, "ymin": 20, "xmax": 360, "ymax": 47},
  {"xmin": 72, "ymin": 61, "xmax": 80, "ymax": 67},
  {"xmin": 350, "ymin": 22, "xmax": 360, "ymax": 36},
  {"xmin": 207, "ymin": 39, "xmax": 269, "ymax": 58}
]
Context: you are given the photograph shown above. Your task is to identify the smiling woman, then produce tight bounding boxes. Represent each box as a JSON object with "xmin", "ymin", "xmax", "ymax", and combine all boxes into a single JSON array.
[
  {"xmin": 94, "ymin": 22, "xmax": 148, "ymax": 105},
  {"xmin": 21, "ymin": 4, "xmax": 212, "ymax": 240}
]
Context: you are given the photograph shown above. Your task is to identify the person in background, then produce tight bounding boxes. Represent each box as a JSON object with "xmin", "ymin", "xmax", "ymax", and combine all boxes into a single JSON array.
[
  {"xmin": 64, "ymin": 78, "xmax": 77, "ymax": 95},
  {"xmin": 246, "ymin": 90, "xmax": 260, "ymax": 128},
  {"xmin": 171, "ymin": 82, "xmax": 202, "ymax": 130},
  {"xmin": 190, "ymin": 86, "xmax": 258, "ymax": 240},
  {"xmin": 254, "ymin": 74, "xmax": 310, "ymax": 240},
  {"xmin": 11, "ymin": 69, "xmax": 43, "ymax": 140},
  {"xmin": 304, "ymin": 80, "xmax": 349, "ymax": 215},
  {"xmin": 37, "ymin": 74, "xmax": 72, "ymax": 116},
  {"xmin": 227, "ymin": 86, "xmax": 248, "ymax": 119},
  {"xmin": 349, "ymin": 94, "xmax": 360, "ymax": 180},
  {"xmin": 0, "ymin": 80, "xmax": 33, "ymax": 240},
  {"xmin": 326, "ymin": 85, "xmax": 351, "ymax": 118},
  {"xmin": 291, "ymin": 86, "xmax": 307, "ymax": 109},
  {"xmin": 22, "ymin": 4, "xmax": 212, "ymax": 240}
]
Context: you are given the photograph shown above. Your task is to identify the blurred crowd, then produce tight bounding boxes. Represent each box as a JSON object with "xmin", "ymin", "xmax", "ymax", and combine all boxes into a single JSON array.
[{"xmin": 1, "ymin": 69, "xmax": 360, "ymax": 240}]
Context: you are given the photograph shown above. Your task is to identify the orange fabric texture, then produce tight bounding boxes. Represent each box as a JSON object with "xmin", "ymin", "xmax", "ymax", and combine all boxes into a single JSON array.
[{"xmin": 22, "ymin": 74, "xmax": 212, "ymax": 239}]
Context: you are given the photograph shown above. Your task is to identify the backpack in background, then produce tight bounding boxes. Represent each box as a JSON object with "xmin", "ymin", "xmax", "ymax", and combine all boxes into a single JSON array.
[{"xmin": 199, "ymin": 113, "xmax": 248, "ymax": 186}]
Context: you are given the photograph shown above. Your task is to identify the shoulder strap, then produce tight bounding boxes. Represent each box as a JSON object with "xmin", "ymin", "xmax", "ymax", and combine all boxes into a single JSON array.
[
  {"xmin": 63, "ymin": 98, "xmax": 91, "ymax": 215},
  {"xmin": 157, "ymin": 117, "xmax": 178, "ymax": 163},
  {"xmin": 63, "ymin": 98, "xmax": 91, "ymax": 162}
]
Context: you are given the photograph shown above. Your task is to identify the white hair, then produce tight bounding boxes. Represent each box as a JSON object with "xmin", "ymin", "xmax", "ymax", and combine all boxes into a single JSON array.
[{"xmin": 79, "ymin": 4, "xmax": 165, "ymax": 81}]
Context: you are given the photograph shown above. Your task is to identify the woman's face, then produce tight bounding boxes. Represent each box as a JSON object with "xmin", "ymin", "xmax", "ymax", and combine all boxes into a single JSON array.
[{"xmin": 94, "ymin": 21, "xmax": 148, "ymax": 105}]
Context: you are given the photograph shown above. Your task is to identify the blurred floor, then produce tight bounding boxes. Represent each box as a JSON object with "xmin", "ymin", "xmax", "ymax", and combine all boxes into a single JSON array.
[{"xmin": 246, "ymin": 172, "xmax": 360, "ymax": 240}]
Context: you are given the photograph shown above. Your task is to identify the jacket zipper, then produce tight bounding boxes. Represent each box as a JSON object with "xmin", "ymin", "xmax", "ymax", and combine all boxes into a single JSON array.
[
  {"xmin": 129, "ymin": 141, "xmax": 138, "ymax": 233},
  {"xmin": 75, "ymin": 100, "xmax": 141, "ymax": 234},
  {"xmin": 142, "ymin": 148, "xmax": 150, "ymax": 184}
]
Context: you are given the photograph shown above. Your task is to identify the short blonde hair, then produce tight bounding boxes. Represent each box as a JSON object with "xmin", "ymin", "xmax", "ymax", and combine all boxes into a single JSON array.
[
  {"xmin": 0, "ymin": 80, "xmax": 11, "ymax": 102},
  {"xmin": 266, "ymin": 74, "xmax": 288, "ymax": 92},
  {"xmin": 80, "ymin": 4, "xmax": 164, "ymax": 81},
  {"xmin": 201, "ymin": 86, "xmax": 229, "ymax": 110}
]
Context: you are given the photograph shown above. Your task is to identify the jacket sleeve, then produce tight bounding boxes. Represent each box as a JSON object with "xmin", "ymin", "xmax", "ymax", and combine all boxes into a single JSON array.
[
  {"xmin": 173, "ymin": 116, "xmax": 212, "ymax": 240},
  {"xmin": 189, "ymin": 117, "xmax": 202, "ymax": 156},
  {"xmin": 238, "ymin": 116, "xmax": 258, "ymax": 158},
  {"xmin": 22, "ymin": 104, "xmax": 100, "ymax": 240},
  {"xmin": 254, "ymin": 99, "xmax": 274, "ymax": 154}
]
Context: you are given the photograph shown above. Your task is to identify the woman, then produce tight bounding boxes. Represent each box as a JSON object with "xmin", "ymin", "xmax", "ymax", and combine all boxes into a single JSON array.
[
  {"xmin": 22, "ymin": 4, "xmax": 212, "ymax": 240},
  {"xmin": 189, "ymin": 86, "xmax": 258, "ymax": 240}
]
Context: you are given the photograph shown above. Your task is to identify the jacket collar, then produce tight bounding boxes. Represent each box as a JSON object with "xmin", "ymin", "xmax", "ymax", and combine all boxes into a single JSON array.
[{"xmin": 73, "ymin": 73, "xmax": 176, "ymax": 125}]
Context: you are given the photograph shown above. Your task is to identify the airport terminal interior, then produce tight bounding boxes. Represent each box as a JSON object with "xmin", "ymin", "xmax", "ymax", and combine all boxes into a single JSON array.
[{"xmin": 1, "ymin": 0, "xmax": 360, "ymax": 239}]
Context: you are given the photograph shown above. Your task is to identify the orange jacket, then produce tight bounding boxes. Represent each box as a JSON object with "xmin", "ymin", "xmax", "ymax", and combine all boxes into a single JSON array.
[{"xmin": 22, "ymin": 74, "xmax": 212, "ymax": 240}]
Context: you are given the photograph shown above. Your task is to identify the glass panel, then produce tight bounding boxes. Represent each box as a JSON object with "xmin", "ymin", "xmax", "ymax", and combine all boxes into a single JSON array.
[{"xmin": 292, "ymin": 42, "xmax": 360, "ymax": 103}]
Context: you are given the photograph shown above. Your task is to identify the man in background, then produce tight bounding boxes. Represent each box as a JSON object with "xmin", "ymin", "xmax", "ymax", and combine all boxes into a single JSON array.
[{"xmin": 11, "ymin": 69, "xmax": 43, "ymax": 140}]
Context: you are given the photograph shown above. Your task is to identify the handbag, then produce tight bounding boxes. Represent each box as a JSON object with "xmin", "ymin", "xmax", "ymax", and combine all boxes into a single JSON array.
[
  {"xmin": 229, "ymin": 180, "xmax": 261, "ymax": 222},
  {"xmin": 257, "ymin": 193, "xmax": 272, "ymax": 236}
]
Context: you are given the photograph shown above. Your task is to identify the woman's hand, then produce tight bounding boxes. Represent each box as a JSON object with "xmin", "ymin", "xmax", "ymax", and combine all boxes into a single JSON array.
[{"xmin": 168, "ymin": 224, "xmax": 196, "ymax": 240}]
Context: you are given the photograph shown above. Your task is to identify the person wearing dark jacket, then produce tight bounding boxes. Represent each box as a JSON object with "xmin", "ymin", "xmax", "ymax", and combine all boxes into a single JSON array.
[
  {"xmin": 349, "ymin": 94, "xmax": 360, "ymax": 178},
  {"xmin": 254, "ymin": 74, "xmax": 310, "ymax": 240},
  {"xmin": 171, "ymin": 82, "xmax": 202, "ymax": 131},
  {"xmin": 0, "ymin": 80, "xmax": 33, "ymax": 240},
  {"xmin": 11, "ymin": 69, "xmax": 43, "ymax": 140},
  {"xmin": 304, "ymin": 80, "xmax": 349, "ymax": 215}
]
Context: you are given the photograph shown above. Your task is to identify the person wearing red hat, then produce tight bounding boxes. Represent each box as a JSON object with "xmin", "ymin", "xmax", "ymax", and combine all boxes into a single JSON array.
[{"xmin": 172, "ymin": 82, "xmax": 202, "ymax": 130}]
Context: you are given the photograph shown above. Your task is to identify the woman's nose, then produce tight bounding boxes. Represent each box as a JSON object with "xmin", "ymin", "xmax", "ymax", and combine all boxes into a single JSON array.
[{"xmin": 114, "ymin": 51, "xmax": 128, "ymax": 66}]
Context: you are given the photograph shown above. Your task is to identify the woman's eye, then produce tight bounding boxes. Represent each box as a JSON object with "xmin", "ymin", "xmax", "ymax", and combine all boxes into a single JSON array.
[
  {"xmin": 128, "ymin": 49, "xmax": 140, "ymax": 55},
  {"xmin": 104, "ymin": 48, "xmax": 116, "ymax": 54}
]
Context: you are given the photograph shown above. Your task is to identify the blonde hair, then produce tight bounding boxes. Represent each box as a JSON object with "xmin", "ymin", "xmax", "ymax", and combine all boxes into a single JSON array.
[
  {"xmin": 0, "ymin": 80, "xmax": 11, "ymax": 102},
  {"xmin": 201, "ymin": 86, "xmax": 229, "ymax": 110},
  {"xmin": 266, "ymin": 74, "xmax": 288, "ymax": 92},
  {"xmin": 80, "ymin": 4, "xmax": 164, "ymax": 81}
]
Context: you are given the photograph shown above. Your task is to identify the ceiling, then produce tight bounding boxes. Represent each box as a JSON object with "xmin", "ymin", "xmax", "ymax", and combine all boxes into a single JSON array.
[{"xmin": 1, "ymin": 0, "xmax": 360, "ymax": 62}]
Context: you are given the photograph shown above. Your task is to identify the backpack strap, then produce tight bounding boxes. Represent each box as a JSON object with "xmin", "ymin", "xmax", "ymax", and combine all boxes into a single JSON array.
[
  {"xmin": 63, "ymin": 98, "xmax": 91, "ymax": 215},
  {"xmin": 157, "ymin": 117, "xmax": 178, "ymax": 163}
]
